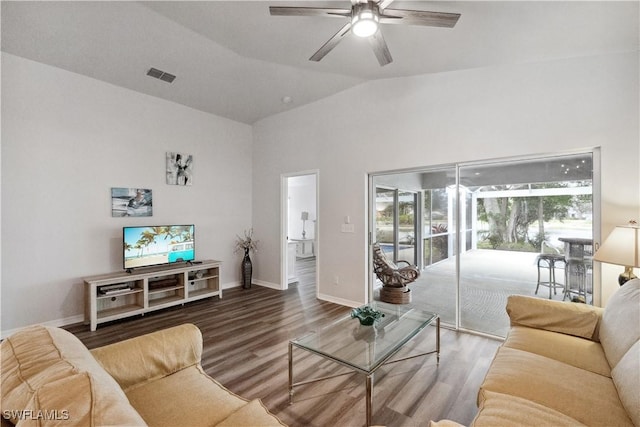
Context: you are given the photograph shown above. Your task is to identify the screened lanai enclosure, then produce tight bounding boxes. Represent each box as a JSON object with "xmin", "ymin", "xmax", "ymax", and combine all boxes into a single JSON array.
[{"xmin": 370, "ymin": 152, "xmax": 596, "ymax": 337}]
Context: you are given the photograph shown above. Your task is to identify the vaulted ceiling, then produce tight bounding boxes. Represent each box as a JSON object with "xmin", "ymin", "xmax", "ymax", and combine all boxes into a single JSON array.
[{"xmin": 2, "ymin": 1, "xmax": 638, "ymax": 124}]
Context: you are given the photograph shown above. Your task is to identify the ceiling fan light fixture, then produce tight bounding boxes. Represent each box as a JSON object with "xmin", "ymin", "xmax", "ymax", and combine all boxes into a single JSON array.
[{"xmin": 352, "ymin": 4, "xmax": 379, "ymax": 37}]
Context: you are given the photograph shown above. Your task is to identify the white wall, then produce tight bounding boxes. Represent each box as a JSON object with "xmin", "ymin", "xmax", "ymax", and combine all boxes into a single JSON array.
[
  {"xmin": 253, "ymin": 51, "xmax": 640, "ymax": 307},
  {"xmin": 1, "ymin": 53, "xmax": 253, "ymax": 334},
  {"xmin": 2, "ymin": 50, "xmax": 638, "ymax": 335}
]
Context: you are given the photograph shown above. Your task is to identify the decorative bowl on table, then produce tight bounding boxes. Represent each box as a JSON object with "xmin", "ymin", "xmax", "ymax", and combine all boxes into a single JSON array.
[{"xmin": 351, "ymin": 306, "xmax": 385, "ymax": 326}]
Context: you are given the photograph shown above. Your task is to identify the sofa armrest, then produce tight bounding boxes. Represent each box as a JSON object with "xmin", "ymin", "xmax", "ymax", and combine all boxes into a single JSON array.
[
  {"xmin": 90, "ymin": 323, "xmax": 203, "ymax": 392},
  {"xmin": 506, "ymin": 295, "xmax": 603, "ymax": 340}
]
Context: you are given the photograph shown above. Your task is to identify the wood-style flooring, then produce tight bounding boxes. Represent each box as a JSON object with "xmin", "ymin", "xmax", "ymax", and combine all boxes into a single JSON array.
[{"xmin": 65, "ymin": 258, "xmax": 500, "ymax": 427}]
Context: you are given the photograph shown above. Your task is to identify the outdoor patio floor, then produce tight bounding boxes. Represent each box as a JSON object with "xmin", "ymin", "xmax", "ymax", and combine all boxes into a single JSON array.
[{"xmin": 374, "ymin": 249, "xmax": 590, "ymax": 337}]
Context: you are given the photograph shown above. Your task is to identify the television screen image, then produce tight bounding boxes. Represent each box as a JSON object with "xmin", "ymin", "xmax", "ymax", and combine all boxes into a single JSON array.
[{"xmin": 124, "ymin": 225, "xmax": 195, "ymax": 270}]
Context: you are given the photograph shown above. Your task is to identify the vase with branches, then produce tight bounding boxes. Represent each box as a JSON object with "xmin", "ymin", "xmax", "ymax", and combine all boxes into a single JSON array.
[{"xmin": 235, "ymin": 229, "xmax": 258, "ymax": 289}]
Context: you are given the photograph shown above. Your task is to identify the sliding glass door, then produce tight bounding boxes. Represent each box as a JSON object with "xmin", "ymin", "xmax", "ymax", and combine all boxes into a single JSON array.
[
  {"xmin": 372, "ymin": 169, "xmax": 457, "ymax": 325},
  {"xmin": 370, "ymin": 151, "xmax": 598, "ymax": 337}
]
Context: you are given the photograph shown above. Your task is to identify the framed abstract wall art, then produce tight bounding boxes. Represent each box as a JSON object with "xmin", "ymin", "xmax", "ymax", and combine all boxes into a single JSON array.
[
  {"xmin": 111, "ymin": 188, "xmax": 153, "ymax": 217},
  {"xmin": 166, "ymin": 152, "xmax": 193, "ymax": 186}
]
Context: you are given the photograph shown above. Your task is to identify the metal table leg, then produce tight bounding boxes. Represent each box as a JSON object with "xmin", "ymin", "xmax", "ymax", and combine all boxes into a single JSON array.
[
  {"xmin": 288, "ymin": 341, "xmax": 294, "ymax": 404},
  {"xmin": 436, "ymin": 316, "xmax": 440, "ymax": 364},
  {"xmin": 366, "ymin": 374, "xmax": 373, "ymax": 427}
]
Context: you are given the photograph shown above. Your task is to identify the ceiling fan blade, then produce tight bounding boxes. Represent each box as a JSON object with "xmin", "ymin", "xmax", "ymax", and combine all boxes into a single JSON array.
[
  {"xmin": 368, "ymin": 29, "xmax": 393, "ymax": 66},
  {"xmin": 377, "ymin": 0, "xmax": 395, "ymax": 11},
  {"xmin": 310, "ymin": 22, "xmax": 352, "ymax": 62},
  {"xmin": 269, "ymin": 6, "xmax": 351, "ymax": 18},
  {"xmin": 380, "ymin": 9, "xmax": 461, "ymax": 28}
]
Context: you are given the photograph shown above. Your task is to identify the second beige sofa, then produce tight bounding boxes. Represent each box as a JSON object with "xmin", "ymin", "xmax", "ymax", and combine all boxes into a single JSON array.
[
  {"xmin": 432, "ymin": 278, "xmax": 639, "ymax": 427},
  {"xmin": 472, "ymin": 278, "xmax": 639, "ymax": 426}
]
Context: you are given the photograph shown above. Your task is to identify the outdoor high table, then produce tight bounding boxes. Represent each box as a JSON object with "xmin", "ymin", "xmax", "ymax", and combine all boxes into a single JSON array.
[{"xmin": 558, "ymin": 236, "xmax": 593, "ymax": 301}]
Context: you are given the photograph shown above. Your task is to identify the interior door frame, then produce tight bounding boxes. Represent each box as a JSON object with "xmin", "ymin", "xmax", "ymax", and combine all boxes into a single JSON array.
[{"xmin": 280, "ymin": 170, "xmax": 320, "ymax": 292}]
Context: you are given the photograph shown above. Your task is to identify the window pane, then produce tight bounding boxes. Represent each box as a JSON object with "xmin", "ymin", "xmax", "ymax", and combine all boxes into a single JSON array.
[
  {"xmin": 398, "ymin": 191, "xmax": 416, "ymax": 265},
  {"xmin": 375, "ymin": 188, "xmax": 395, "ymax": 246}
]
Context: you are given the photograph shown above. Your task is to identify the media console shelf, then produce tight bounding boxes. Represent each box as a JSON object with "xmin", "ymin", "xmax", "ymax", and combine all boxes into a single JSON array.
[{"xmin": 84, "ymin": 260, "xmax": 221, "ymax": 331}]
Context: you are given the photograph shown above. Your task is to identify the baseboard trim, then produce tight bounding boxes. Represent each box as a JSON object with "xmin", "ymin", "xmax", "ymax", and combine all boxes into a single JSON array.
[
  {"xmin": 222, "ymin": 281, "xmax": 242, "ymax": 290},
  {"xmin": 1, "ymin": 314, "xmax": 84, "ymax": 340},
  {"xmin": 1, "ymin": 283, "xmax": 349, "ymax": 339},
  {"xmin": 253, "ymin": 280, "xmax": 284, "ymax": 290},
  {"xmin": 223, "ymin": 280, "xmax": 283, "ymax": 290},
  {"xmin": 3, "ymin": 282, "xmax": 243, "ymax": 339},
  {"xmin": 316, "ymin": 292, "xmax": 361, "ymax": 308}
]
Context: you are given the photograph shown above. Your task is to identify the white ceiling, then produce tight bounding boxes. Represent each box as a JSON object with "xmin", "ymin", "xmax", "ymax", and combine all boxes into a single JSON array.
[{"xmin": 2, "ymin": 1, "xmax": 638, "ymax": 124}]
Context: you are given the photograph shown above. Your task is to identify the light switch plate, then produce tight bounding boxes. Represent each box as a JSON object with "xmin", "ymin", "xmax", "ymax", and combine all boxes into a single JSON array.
[{"xmin": 341, "ymin": 224, "xmax": 355, "ymax": 233}]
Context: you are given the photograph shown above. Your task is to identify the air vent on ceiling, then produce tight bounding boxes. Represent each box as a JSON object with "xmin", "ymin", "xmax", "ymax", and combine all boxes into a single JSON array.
[{"xmin": 146, "ymin": 68, "xmax": 176, "ymax": 83}]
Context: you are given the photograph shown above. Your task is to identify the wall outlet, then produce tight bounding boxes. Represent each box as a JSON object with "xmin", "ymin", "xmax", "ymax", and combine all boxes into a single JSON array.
[{"xmin": 334, "ymin": 276, "xmax": 339, "ymax": 285}]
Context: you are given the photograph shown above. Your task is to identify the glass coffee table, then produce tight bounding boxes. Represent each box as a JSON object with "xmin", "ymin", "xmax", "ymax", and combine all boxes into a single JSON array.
[{"xmin": 288, "ymin": 302, "xmax": 440, "ymax": 426}]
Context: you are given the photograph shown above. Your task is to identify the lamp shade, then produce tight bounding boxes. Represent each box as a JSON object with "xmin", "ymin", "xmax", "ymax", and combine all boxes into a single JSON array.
[
  {"xmin": 301, "ymin": 211, "xmax": 309, "ymax": 221},
  {"xmin": 593, "ymin": 223, "xmax": 640, "ymax": 268}
]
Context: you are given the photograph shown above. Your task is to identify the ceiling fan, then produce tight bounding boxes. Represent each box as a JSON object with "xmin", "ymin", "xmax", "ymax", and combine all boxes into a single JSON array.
[{"xmin": 269, "ymin": 0, "xmax": 461, "ymax": 66}]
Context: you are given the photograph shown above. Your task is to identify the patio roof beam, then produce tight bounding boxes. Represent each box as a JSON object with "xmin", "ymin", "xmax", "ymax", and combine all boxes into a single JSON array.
[{"xmin": 475, "ymin": 187, "xmax": 592, "ymax": 199}]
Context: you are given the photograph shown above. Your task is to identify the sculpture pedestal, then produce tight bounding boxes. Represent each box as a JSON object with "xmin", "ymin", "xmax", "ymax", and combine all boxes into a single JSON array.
[{"xmin": 380, "ymin": 287, "xmax": 411, "ymax": 304}]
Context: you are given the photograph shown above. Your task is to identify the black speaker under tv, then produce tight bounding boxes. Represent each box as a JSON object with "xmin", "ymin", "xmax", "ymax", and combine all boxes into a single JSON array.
[{"xmin": 123, "ymin": 225, "xmax": 195, "ymax": 271}]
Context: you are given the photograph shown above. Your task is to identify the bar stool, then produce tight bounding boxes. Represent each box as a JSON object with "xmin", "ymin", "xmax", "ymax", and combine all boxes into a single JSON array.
[
  {"xmin": 563, "ymin": 257, "xmax": 593, "ymax": 303},
  {"xmin": 535, "ymin": 253, "xmax": 566, "ymax": 299}
]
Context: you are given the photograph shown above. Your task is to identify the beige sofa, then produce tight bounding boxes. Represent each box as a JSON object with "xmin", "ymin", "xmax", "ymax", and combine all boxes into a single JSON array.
[
  {"xmin": 439, "ymin": 278, "xmax": 639, "ymax": 427},
  {"xmin": 1, "ymin": 323, "xmax": 286, "ymax": 427}
]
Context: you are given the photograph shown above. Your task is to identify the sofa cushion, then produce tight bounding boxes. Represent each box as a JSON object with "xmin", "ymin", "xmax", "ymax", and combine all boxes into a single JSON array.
[
  {"xmin": 612, "ymin": 341, "xmax": 640, "ymax": 426},
  {"xmin": 125, "ymin": 365, "xmax": 248, "ymax": 427},
  {"xmin": 479, "ymin": 346, "xmax": 633, "ymax": 426},
  {"xmin": 506, "ymin": 295, "xmax": 602, "ymax": 339},
  {"xmin": 1, "ymin": 325, "xmax": 145, "ymax": 426},
  {"xmin": 16, "ymin": 372, "xmax": 146, "ymax": 427},
  {"xmin": 472, "ymin": 390, "xmax": 586, "ymax": 427},
  {"xmin": 216, "ymin": 399, "xmax": 287, "ymax": 427},
  {"xmin": 503, "ymin": 325, "xmax": 611, "ymax": 377},
  {"xmin": 90, "ymin": 323, "xmax": 202, "ymax": 392},
  {"xmin": 599, "ymin": 278, "xmax": 640, "ymax": 368}
]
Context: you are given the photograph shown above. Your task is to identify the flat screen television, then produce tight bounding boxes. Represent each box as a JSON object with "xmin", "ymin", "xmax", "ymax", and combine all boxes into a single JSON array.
[{"xmin": 123, "ymin": 225, "xmax": 195, "ymax": 271}]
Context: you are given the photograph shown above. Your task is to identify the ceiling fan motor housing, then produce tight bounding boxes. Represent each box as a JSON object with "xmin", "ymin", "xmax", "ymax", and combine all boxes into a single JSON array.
[{"xmin": 351, "ymin": 2, "xmax": 380, "ymax": 37}]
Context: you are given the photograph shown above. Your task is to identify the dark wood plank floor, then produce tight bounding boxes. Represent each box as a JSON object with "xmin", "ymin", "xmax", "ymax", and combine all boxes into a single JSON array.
[{"xmin": 65, "ymin": 258, "xmax": 500, "ymax": 427}]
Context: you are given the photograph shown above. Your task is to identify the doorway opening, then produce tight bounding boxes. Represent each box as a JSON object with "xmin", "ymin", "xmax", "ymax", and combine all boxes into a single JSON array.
[{"xmin": 282, "ymin": 172, "xmax": 318, "ymax": 294}]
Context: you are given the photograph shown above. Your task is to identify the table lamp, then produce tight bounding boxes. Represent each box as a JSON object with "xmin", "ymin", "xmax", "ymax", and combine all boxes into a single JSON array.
[{"xmin": 593, "ymin": 220, "xmax": 640, "ymax": 286}]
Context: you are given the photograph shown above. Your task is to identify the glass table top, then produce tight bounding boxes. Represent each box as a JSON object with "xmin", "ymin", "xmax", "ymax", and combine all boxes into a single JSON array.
[{"xmin": 291, "ymin": 301, "xmax": 438, "ymax": 373}]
